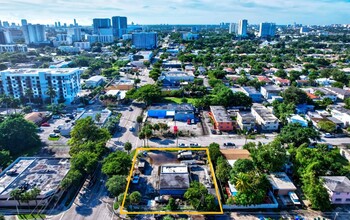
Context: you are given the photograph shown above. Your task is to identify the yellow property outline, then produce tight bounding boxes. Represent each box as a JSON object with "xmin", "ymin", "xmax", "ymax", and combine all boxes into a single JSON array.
[{"xmin": 120, "ymin": 147, "xmax": 224, "ymax": 215}]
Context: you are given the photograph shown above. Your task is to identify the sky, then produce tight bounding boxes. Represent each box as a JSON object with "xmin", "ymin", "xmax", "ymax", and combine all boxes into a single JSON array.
[{"xmin": 0, "ymin": 0, "xmax": 350, "ymax": 26}]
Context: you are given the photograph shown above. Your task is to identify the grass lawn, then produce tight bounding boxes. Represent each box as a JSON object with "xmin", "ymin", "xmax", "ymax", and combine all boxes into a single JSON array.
[
  {"xmin": 18, "ymin": 214, "xmax": 46, "ymax": 220},
  {"xmin": 163, "ymin": 97, "xmax": 199, "ymax": 105},
  {"xmin": 48, "ymin": 136, "xmax": 61, "ymax": 141}
]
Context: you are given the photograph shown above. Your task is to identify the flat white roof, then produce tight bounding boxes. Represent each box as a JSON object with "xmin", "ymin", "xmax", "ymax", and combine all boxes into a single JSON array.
[
  {"xmin": 268, "ymin": 172, "xmax": 296, "ymax": 191},
  {"xmin": 161, "ymin": 164, "xmax": 188, "ymax": 174}
]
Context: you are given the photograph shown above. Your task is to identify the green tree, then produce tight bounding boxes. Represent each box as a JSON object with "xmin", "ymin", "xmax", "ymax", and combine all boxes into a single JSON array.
[
  {"xmin": 0, "ymin": 150, "xmax": 11, "ymax": 168},
  {"xmin": 215, "ymin": 156, "xmax": 231, "ymax": 183},
  {"xmin": 281, "ymin": 86, "xmax": 310, "ymax": 105},
  {"xmin": 345, "ymin": 97, "xmax": 350, "ymax": 109},
  {"xmin": 68, "ymin": 117, "xmax": 111, "ymax": 147},
  {"xmin": 118, "ymin": 193, "xmax": 130, "ymax": 206},
  {"xmin": 24, "ymin": 88, "xmax": 34, "ymax": 104},
  {"xmin": 45, "ymin": 86, "xmax": 57, "ymax": 108},
  {"xmin": 166, "ymin": 198, "xmax": 178, "ymax": 211},
  {"xmin": 105, "ymin": 175, "xmax": 127, "ymax": 197},
  {"xmin": 0, "ymin": 114, "xmax": 41, "ymax": 155},
  {"xmin": 124, "ymin": 141, "xmax": 132, "ymax": 154},
  {"xmin": 208, "ymin": 142, "xmax": 221, "ymax": 165},
  {"xmin": 60, "ymin": 169, "xmax": 83, "ymax": 190},
  {"xmin": 71, "ymin": 151, "xmax": 98, "ymax": 174},
  {"xmin": 126, "ymin": 84, "xmax": 162, "ymax": 105},
  {"xmin": 102, "ymin": 151, "xmax": 132, "ymax": 176},
  {"xmin": 95, "ymin": 113, "xmax": 101, "ymax": 123},
  {"xmin": 230, "ymin": 159, "xmax": 255, "ymax": 184},
  {"xmin": 317, "ymin": 120, "xmax": 336, "ymax": 133},
  {"xmin": 184, "ymin": 181, "xmax": 210, "ymax": 210},
  {"xmin": 129, "ymin": 191, "xmax": 141, "ymax": 204},
  {"xmin": 136, "ymin": 116, "xmax": 143, "ymax": 124},
  {"xmin": 278, "ymin": 123, "xmax": 320, "ymax": 147},
  {"xmin": 10, "ymin": 188, "xmax": 22, "ymax": 206}
]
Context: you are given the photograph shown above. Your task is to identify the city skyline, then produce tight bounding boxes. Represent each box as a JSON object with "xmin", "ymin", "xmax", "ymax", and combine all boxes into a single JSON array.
[{"xmin": 0, "ymin": 0, "xmax": 350, "ymax": 25}]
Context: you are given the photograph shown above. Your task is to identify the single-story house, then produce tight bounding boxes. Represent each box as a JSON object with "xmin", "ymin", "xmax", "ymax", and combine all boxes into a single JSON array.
[
  {"xmin": 85, "ymin": 76, "xmax": 105, "ymax": 88},
  {"xmin": 220, "ymin": 149, "xmax": 251, "ymax": 167},
  {"xmin": 268, "ymin": 172, "xmax": 297, "ymax": 196}
]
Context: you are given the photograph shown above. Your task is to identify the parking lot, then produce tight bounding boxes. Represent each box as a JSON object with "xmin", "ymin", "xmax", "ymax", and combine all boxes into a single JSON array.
[
  {"xmin": 146, "ymin": 117, "xmax": 204, "ymax": 137},
  {"xmin": 38, "ymin": 114, "xmax": 75, "ymax": 147}
]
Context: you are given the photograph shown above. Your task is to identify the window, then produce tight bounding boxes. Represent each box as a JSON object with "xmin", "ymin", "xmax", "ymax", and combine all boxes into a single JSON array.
[
  {"xmin": 346, "ymin": 198, "xmax": 350, "ymax": 202},
  {"xmin": 335, "ymin": 198, "xmax": 342, "ymax": 202},
  {"xmin": 336, "ymin": 192, "xmax": 341, "ymax": 195}
]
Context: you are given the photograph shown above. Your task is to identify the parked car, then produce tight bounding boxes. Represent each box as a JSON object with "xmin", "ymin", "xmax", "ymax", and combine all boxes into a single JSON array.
[
  {"xmin": 129, "ymin": 126, "xmax": 134, "ymax": 131},
  {"xmin": 49, "ymin": 133, "xmax": 59, "ymax": 138},
  {"xmin": 41, "ymin": 122, "xmax": 50, "ymax": 127},
  {"xmin": 53, "ymin": 129, "xmax": 60, "ymax": 133},
  {"xmin": 224, "ymin": 142, "xmax": 236, "ymax": 147},
  {"xmin": 65, "ymin": 119, "xmax": 71, "ymax": 123},
  {"xmin": 179, "ymin": 143, "xmax": 187, "ymax": 147},
  {"xmin": 128, "ymin": 107, "xmax": 133, "ymax": 111},
  {"xmin": 324, "ymin": 133, "xmax": 334, "ymax": 138},
  {"xmin": 211, "ymin": 130, "xmax": 217, "ymax": 134},
  {"xmin": 36, "ymin": 128, "xmax": 44, "ymax": 132},
  {"xmin": 189, "ymin": 143, "xmax": 200, "ymax": 147},
  {"xmin": 52, "ymin": 115, "xmax": 60, "ymax": 119}
]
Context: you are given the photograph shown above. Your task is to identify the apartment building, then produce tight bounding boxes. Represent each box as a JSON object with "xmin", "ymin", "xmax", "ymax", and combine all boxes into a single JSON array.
[
  {"xmin": 0, "ymin": 68, "xmax": 82, "ymax": 104},
  {"xmin": 251, "ymin": 104, "xmax": 279, "ymax": 131},
  {"xmin": 236, "ymin": 111, "xmax": 256, "ymax": 131},
  {"xmin": 209, "ymin": 106, "xmax": 234, "ymax": 131},
  {"xmin": 0, "ymin": 44, "xmax": 27, "ymax": 53}
]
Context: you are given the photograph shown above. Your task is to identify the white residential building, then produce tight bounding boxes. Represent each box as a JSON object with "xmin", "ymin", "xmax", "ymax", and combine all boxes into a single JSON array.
[
  {"xmin": 329, "ymin": 106, "xmax": 350, "ymax": 127},
  {"xmin": 0, "ymin": 44, "xmax": 27, "ymax": 53},
  {"xmin": 74, "ymin": 42, "xmax": 91, "ymax": 50},
  {"xmin": 229, "ymin": 23, "xmax": 238, "ymax": 34},
  {"xmin": 0, "ymin": 68, "xmax": 82, "ymax": 104},
  {"xmin": 251, "ymin": 104, "xmax": 279, "ymax": 131}
]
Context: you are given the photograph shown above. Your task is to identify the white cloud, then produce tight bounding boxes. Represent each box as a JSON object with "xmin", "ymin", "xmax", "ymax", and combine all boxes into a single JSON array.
[{"xmin": 0, "ymin": 0, "xmax": 349, "ymax": 25}]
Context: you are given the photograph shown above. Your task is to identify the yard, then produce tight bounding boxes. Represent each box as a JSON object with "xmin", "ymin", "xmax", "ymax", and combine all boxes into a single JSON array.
[{"xmin": 162, "ymin": 97, "xmax": 199, "ymax": 105}]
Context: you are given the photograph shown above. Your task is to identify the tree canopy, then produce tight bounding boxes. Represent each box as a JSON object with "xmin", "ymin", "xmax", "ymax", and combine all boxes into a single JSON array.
[
  {"xmin": 102, "ymin": 151, "xmax": 132, "ymax": 177},
  {"xmin": 126, "ymin": 84, "xmax": 162, "ymax": 105},
  {"xmin": 0, "ymin": 114, "xmax": 41, "ymax": 155},
  {"xmin": 277, "ymin": 123, "xmax": 320, "ymax": 147}
]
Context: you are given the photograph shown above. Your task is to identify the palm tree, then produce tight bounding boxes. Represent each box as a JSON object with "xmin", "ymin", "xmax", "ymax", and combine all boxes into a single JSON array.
[
  {"xmin": 45, "ymin": 86, "xmax": 56, "ymax": 112},
  {"xmin": 234, "ymin": 173, "xmax": 252, "ymax": 193},
  {"xmin": 30, "ymin": 187, "xmax": 41, "ymax": 206},
  {"xmin": 10, "ymin": 188, "xmax": 22, "ymax": 206},
  {"xmin": 144, "ymin": 129, "xmax": 153, "ymax": 147},
  {"xmin": 0, "ymin": 95, "xmax": 11, "ymax": 114},
  {"xmin": 138, "ymin": 131, "xmax": 145, "ymax": 147},
  {"xmin": 25, "ymin": 88, "xmax": 34, "ymax": 104}
]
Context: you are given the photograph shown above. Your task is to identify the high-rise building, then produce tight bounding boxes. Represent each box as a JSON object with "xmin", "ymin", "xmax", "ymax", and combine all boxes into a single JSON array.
[
  {"xmin": 54, "ymin": 22, "xmax": 58, "ymax": 28},
  {"xmin": 74, "ymin": 19, "xmax": 77, "ymax": 27},
  {"xmin": 93, "ymin": 18, "xmax": 111, "ymax": 34},
  {"xmin": 3, "ymin": 21, "xmax": 9, "ymax": 28},
  {"xmin": 132, "ymin": 32, "xmax": 158, "ymax": 49},
  {"xmin": 238, "ymin": 19, "xmax": 248, "ymax": 36},
  {"xmin": 58, "ymin": 22, "xmax": 61, "ymax": 27},
  {"xmin": 67, "ymin": 27, "xmax": 82, "ymax": 43},
  {"xmin": 0, "ymin": 21, "xmax": 2, "ymax": 28},
  {"xmin": 21, "ymin": 19, "xmax": 27, "ymax": 26},
  {"xmin": 229, "ymin": 23, "xmax": 238, "ymax": 34},
  {"xmin": 258, "ymin": 22, "xmax": 276, "ymax": 37},
  {"xmin": 22, "ymin": 24, "xmax": 46, "ymax": 44},
  {"xmin": 0, "ymin": 68, "xmax": 82, "ymax": 104},
  {"xmin": 112, "ymin": 16, "xmax": 127, "ymax": 38},
  {"xmin": 0, "ymin": 31, "xmax": 6, "ymax": 44}
]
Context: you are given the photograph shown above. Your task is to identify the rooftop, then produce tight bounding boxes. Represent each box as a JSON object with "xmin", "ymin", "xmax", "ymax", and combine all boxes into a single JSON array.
[
  {"xmin": 210, "ymin": 106, "xmax": 232, "ymax": 123},
  {"xmin": 86, "ymin": 75, "xmax": 105, "ymax": 82},
  {"xmin": 77, "ymin": 109, "xmax": 111, "ymax": 125},
  {"xmin": 321, "ymin": 176, "xmax": 350, "ymax": 193},
  {"xmin": 161, "ymin": 164, "xmax": 188, "ymax": 174},
  {"xmin": 262, "ymin": 85, "xmax": 282, "ymax": 92},
  {"xmin": 149, "ymin": 103, "xmax": 194, "ymax": 111},
  {"xmin": 0, "ymin": 68, "xmax": 81, "ymax": 75},
  {"xmin": 159, "ymin": 174, "xmax": 190, "ymax": 190},
  {"xmin": 242, "ymin": 86, "xmax": 260, "ymax": 94},
  {"xmin": 268, "ymin": 172, "xmax": 297, "ymax": 191},
  {"xmin": 0, "ymin": 157, "xmax": 70, "ymax": 197},
  {"xmin": 252, "ymin": 104, "xmax": 278, "ymax": 122},
  {"xmin": 220, "ymin": 149, "xmax": 251, "ymax": 160},
  {"xmin": 325, "ymin": 87, "xmax": 350, "ymax": 96}
]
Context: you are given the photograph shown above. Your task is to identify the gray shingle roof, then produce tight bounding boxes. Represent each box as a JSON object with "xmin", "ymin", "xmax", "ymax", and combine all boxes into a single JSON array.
[{"xmin": 320, "ymin": 176, "xmax": 350, "ymax": 193}]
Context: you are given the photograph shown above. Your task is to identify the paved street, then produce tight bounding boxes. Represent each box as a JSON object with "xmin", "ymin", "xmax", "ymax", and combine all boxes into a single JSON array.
[{"xmin": 49, "ymin": 172, "xmax": 117, "ymax": 220}]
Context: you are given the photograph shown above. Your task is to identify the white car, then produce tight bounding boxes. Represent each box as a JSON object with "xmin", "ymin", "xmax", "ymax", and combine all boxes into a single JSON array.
[{"xmin": 324, "ymin": 133, "xmax": 334, "ymax": 138}]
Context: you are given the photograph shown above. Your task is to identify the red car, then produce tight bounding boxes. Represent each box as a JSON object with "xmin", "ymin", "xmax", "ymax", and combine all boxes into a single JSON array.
[{"xmin": 41, "ymin": 122, "xmax": 50, "ymax": 127}]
